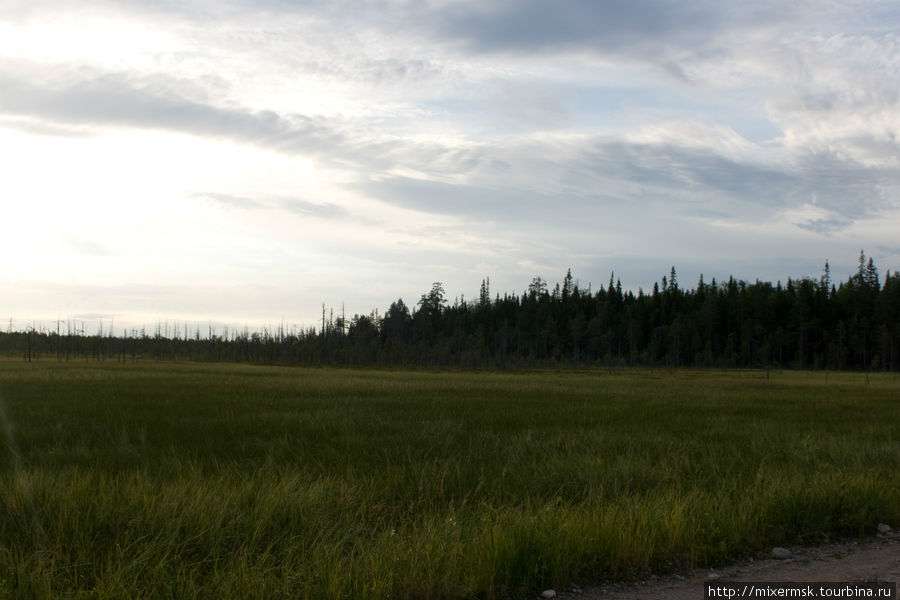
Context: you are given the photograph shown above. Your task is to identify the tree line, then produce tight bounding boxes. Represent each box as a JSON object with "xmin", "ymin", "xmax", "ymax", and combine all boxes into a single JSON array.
[{"xmin": 3, "ymin": 251, "xmax": 899, "ymax": 371}]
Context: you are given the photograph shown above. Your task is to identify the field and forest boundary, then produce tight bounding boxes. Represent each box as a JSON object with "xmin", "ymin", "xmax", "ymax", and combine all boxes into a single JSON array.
[
  {"xmin": 5, "ymin": 252, "xmax": 900, "ymax": 373},
  {"xmin": 0, "ymin": 361, "xmax": 897, "ymax": 598}
]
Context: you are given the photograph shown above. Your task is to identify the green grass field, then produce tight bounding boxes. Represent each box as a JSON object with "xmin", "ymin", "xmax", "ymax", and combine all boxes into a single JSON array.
[{"xmin": 0, "ymin": 361, "xmax": 897, "ymax": 599}]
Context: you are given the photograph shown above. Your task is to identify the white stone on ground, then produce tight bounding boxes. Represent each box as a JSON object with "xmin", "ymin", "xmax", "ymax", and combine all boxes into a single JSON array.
[{"xmin": 771, "ymin": 547, "xmax": 792, "ymax": 559}]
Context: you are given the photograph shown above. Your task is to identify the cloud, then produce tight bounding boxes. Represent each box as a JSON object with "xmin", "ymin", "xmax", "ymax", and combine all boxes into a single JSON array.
[
  {"xmin": 3, "ymin": 54, "xmax": 896, "ymax": 240},
  {"xmin": 199, "ymin": 192, "xmax": 349, "ymax": 220},
  {"xmin": 356, "ymin": 175, "xmax": 576, "ymax": 223},
  {"xmin": 278, "ymin": 198, "xmax": 349, "ymax": 219},
  {"xmin": 0, "ymin": 64, "xmax": 348, "ymax": 155},
  {"xmin": 352, "ymin": 126, "xmax": 900, "ymax": 239},
  {"xmin": 434, "ymin": 1, "xmax": 697, "ymax": 53},
  {"xmin": 794, "ymin": 217, "xmax": 853, "ymax": 235},
  {"xmin": 0, "ymin": 116, "xmax": 90, "ymax": 138},
  {"xmin": 427, "ymin": 0, "xmax": 803, "ymax": 61},
  {"xmin": 200, "ymin": 192, "xmax": 266, "ymax": 210}
]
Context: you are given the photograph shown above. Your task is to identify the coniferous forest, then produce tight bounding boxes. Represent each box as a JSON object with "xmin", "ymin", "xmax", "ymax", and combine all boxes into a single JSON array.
[{"xmin": 4, "ymin": 252, "xmax": 900, "ymax": 372}]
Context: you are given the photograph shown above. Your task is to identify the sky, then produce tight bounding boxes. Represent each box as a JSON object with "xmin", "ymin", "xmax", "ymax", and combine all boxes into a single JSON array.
[{"xmin": 2, "ymin": 0, "xmax": 900, "ymax": 333}]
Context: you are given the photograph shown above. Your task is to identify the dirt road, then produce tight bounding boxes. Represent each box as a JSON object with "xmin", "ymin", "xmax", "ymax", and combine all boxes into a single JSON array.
[{"xmin": 548, "ymin": 533, "xmax": 899, "ymax": 600}]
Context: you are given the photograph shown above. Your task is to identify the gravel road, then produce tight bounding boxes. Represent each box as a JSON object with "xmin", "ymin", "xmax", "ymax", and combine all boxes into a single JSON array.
[{"xmin": 544, "ymin": 534, "xmax": 899, "ymax": 600}]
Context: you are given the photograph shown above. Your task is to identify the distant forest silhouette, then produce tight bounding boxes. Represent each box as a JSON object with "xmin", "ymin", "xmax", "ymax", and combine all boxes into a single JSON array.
[{"xmin": 4, "ymin": 251, "xmax": 899, "ymax": 372}]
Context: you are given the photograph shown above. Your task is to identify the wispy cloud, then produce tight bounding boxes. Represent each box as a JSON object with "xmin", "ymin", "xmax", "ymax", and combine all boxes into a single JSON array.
[
  {"xmin": 199, "ymin": 192, "xmax": 266, "ymax": 211},
  {"xmin": 0, "ymin": 65, "xmax": 347, "ymax": 152},
  {"xmin": 278, "ymin": 198, "xmax": 349, "ymax": 219},
  {"xmin": 3, "ymin": 47, "xmax": 897, "ymax": 239},
  {"xmin": 200, "ymin": 192, "xmax": 350, "ymax": 219}
]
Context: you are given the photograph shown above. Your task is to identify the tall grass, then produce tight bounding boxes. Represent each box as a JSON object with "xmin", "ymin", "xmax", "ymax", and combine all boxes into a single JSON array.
[{"xmin": 0, "ymin": 362, "xmax": 897, "ymax": 598}]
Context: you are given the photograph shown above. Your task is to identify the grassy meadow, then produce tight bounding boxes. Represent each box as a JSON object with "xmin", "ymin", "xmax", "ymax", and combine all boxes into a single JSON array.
[{"xmin": 0, "ymin": 361, "xmax": 898, "ymax": 599}]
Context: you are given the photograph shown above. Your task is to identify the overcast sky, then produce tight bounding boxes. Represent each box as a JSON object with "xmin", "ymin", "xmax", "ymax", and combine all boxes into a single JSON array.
[{"xmin": 2, "ymin": 0, "xmax": 899, "ymax": 332}]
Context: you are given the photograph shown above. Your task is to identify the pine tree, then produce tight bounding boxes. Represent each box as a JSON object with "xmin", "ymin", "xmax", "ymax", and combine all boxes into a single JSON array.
[
  {"xmin": 855, "ymin": 250, "xmax": 867, "ymax": 288},
  {"xmin": 479, "ymin": 277, "xmax": 491, "ymax": 307},
  {"xmin": 563, "ymin": 268, "xmax": 574, "ymax": 302},
  {"xmin": 865, "ymin": 257, "xmax": 880, "ymax": 291}
]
